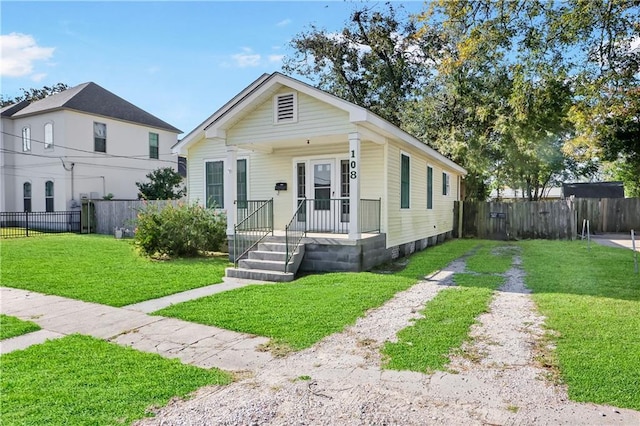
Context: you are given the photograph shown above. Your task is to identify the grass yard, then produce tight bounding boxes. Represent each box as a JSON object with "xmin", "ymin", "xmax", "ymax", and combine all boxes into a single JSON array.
[
  {"xmin": 0, "ymin": 234, "xmax": 229, "ymax": 307},
  {"xmin": 0, "ymin": 314, "xmax": 41, "ymax": 340},
  {"xmin": 155, "ymin": 239, "xmax": 480, "ymax": 351},
  {"xmin": 521, "ymin": 240, "xmax": 640, "ymax": 411},
  {"xmin": 0, "ymin": 334, "xmax": 231, "ymax": 426},
  {"xmin": 382, "ymin": 241, "xmax": 512, "ymax": 372}
]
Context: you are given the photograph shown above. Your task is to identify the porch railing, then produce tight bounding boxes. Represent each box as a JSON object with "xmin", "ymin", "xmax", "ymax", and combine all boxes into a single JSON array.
[
  {"xmin": 233, "ymin": 199, "xmax": 273, "ymax": 266},
  {"xmin": 1, "ymin": 211, "xmax": 81, "ymax": 238},
  {"xmin": 284, "ymin": 200, "xmax": 307, "ymax": 273}
]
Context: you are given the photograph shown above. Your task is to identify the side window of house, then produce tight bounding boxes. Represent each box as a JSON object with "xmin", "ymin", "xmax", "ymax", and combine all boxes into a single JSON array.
[
  {"xmin": 237, "ymin": 159, "xmax": 247, "ymax": 209},
  {"xmin": 149, "ymin": 132, "xmax": 159, "ymax": 159},
  {"xmin": 427, "ymin": 165, "xmax": 433, "ymax": 209},
  {"xmin": 23, "ymin": 182, "xmax": 32, "ymax": 212},
  {"xmin": 442, "ymin": 172, "xmax": 450, "ymax": 196},
  {"xmin": 205, "ymin": 160, "xmax": 224, "ymax": 208},
  {"xmin": 400, "ymin": 153, "xmax": 410, "ymax": 209},
  {"xmin": 94, "ymin": 122, "xmax": 107, "ymax": 153},
  {"xmin": 22, "ymin": 126, "xmax": 31, "ymax": 152},
  {"xmin": 45, "ymin": 181, "xmax": 54, "ymax": 212},
  {"xmin": 44, "ymin": 123, "xmax": 54, "ymax": 149}
]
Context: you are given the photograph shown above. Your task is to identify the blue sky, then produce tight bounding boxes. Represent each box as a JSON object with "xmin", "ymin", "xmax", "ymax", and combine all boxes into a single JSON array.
[{"xmin": 1, "ymin": 1, "xmax": 426, "ymax": 137}]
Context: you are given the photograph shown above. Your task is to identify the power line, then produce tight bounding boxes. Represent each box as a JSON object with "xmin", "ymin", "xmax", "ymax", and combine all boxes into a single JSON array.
[{"xmin": 0, "ymin": 130, "xmax": 178, "ymax": 164}]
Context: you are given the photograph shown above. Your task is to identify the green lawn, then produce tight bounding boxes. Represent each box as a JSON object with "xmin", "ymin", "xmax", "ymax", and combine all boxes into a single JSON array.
[
  {"xmin": 0, "ymin": 234, "xmax": 229, "ymax": 306},
  {"xmin": 0, "ymin": 315, "xmax": 41, "ymax": 340},
  {"xmin": 0, "ymin": 334, "xmax": 231, "ymax": 425},
  {"xmin": 382, "ymin": 242, "xmax": 510, "ymax": 372},
  {"xmin": 155, "ymin": 239, "xmax": 480, "ymax": 351},
  {"xmin": 521, "ymin": 240, "xmax": 640, "ymax": 411}
]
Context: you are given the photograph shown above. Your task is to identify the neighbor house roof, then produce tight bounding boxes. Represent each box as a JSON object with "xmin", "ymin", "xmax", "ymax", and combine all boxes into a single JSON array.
[
  {"xmin": 173, "ymin": 72, "xmax": 466, "ymax": 175},
  {"xmin": 9, "ymin": 82, "xmax": 181, "ymax": 133},
  {"xmin": 562, "ymin": 181, "xmax": 625, "ymax": 198},
  {"xmin": 0, "ymin": 100, "xmax": 30, "ymax": 117}
]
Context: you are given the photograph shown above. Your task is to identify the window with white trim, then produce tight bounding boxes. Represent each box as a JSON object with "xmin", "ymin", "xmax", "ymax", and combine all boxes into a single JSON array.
[
  {"xmin": 44, "ymin": 123, "xmax": 54, "ymax": 149},
  {"xmin": 442, "ymin": 172, "xmax": 450, "ymax": 196},
  {"xmin": 274, "ymin": 92, "xmax": 297, "ymax": 123},
  {"xmin": 22, "ymin": 127, "xmax": 31, "ymax": 152},
  {"xmin": 23, "ymin": 182, "xmax": 32, "ymax": 212},
  {"xmin": 45, "ymin": 181, "xmax": 54, "ymax": 212},
  {"xmin": 94, "ymin": 122, "xmax": 106, "ymax": 152},
  {"xmin": 427, "ymin": 165, "xmax": 433, "ymax": 209},
  {"xmin": 149, "ymin": 132, "xmax": 159, "ymax": 159},
  {"xmin": 401, "ymin": 153, "xmax": 410, "ymax": 209},
  {"xmin": 205, "ymin": 159, "xmax": 248, "ymax": 209}
]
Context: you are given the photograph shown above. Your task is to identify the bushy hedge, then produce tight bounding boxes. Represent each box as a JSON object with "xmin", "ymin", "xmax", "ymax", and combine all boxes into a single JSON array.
[{"xmin": 134, "ymin": 202, "xmax": 226, "ymax": 257}]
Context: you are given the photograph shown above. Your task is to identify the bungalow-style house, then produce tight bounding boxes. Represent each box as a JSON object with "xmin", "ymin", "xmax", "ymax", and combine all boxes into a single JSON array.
[
  {"xmin": 173, "ymin": 73, "xmax": 466, "ymax": 281},
  {"xmin": 0, "ymin": 82, "xmax": 181, "ymax": 213}
]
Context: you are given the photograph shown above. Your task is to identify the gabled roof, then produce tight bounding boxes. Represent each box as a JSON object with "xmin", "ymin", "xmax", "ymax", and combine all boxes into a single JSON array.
[
  {"xmin": 173, "ymin": 72, "xmax": 466, "ymax": 175},
  {"xmin": 0, "ymin": 100, "xmax": 29, "ymax": 117},
  {"xmin": 10, "ymin": 82, "xmax": 181, "ymax": 133}
]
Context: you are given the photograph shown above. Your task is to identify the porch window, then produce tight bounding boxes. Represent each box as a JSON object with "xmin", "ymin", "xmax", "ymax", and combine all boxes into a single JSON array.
[
  {"xmin": 94, "ymin": 122, "xmax": 106, "ymax": 153},
  {"xmin": 22, "ymin": 127, "xmax": 31, "ymax": 152},
  {"xmin": 340, "ymin": 159, "xmax": 350, "ymax": 222},
  {"xmin": 443, "ymin": 172, "xmax": 450, "ymax": 196},
  {"xmin": 23, "ymin": 182, "xmax": 32, "ymax": 212},
  {"xmin": 45, "ymin": 181, "xmax": 54, "ymax": 212},
  {"xmin": 427, "ymin": 166, "xmax": 433, "ymax": 209},
  {"xmin": 149, "ymin": 132, "xmax": 159, "ymax": 159},
  {"xmin": 44, "ymin": 123, "xmax": 54, "ymax": 149},
  {"xmin": 237, "ymin": 159, "xmax": 247, "ymax": 209},
  {"xmin": 401, "ymin": 153, "xmax": 410, "ymax": 209},
  {"xmin": 205, "ymin": 160, "xmax": 224, "ymax": 208},
  {"xmin": 314, "ymin": 163, "xmax": 330, "ymax": 210}
]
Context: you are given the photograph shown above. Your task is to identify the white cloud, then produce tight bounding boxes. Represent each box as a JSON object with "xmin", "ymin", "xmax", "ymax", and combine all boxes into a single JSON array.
[
  {"xmin": 268, "ymin": 54, "xmax": 285, "ymax": 63},
  {"xmin": 276, "ymin": 19, "xmax": 292, "ymax": 27},
  {"xmin": 231, "ymin": 47, "xmax": 261, "ymax": 68},
  {"xmin": 0, "ymin": 33, "xmax": 55, "ymax": 77}
]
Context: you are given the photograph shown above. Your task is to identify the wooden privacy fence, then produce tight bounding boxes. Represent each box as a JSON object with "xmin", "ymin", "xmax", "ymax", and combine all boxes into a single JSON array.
[
  {"xmin": 456, "ymin": 198, "xmax": 640, "ymax": 241},
  {"xmin": 90, "ymin": 200, "xmax": 179, "ymax": 235}
]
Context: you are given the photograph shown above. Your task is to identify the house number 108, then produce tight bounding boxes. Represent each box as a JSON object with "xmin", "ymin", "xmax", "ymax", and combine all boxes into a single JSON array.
[{"xmin": 350, "ymin": 150, "xmax": 357, "ymax": 179}]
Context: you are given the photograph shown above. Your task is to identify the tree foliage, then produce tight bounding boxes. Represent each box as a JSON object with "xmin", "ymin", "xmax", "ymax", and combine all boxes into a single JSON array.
[
  {"xmin": 0, "ymin": 83, "xmax": 69, "ymax": 107},
  {"xmin": 136, "ymin": 167, "xmax": 186, "ymax": 200},
  {"xmin": 283, "ymin": 0, "xmax": 640, "ymax": 199}
]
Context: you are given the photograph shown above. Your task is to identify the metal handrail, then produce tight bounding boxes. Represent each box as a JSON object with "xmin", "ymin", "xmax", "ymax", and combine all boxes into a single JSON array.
[
  {"xmin": 233, "ymin": 199, "xmax": 273, "ymax": 266},
  {"xmin": 284, "ymin": 199, "xmax": 307, "ymax": 273}
]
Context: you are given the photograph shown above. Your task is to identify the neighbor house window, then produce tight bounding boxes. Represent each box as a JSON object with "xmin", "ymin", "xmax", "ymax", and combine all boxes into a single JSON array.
[
  {"xmin": 94, "ymin": 122, "xmax": 106, "ymax": 152},
  {"xmin": 427, "ymin": 166, "xmax": 433, "ymax": 209},
  {"xmin": 237, "ymin": 159, "xmax": 247, "ymax": 209},
  {"xmin": 205, "ymin": 160, "xmax": 224, "ymax": 208},
  {"xmin": 44, "ymin": 123, "xmax": 54, "ymax": 149},
  {"xmin": 400, "ymin": 153, "xmax": 410, "ymax": 209},
  {"xmin": 22, "ymin": 127, "xmax": 31, "ymax": 152},
  {"xmin": 149, "ymin": 132, "xmax": 159, "ymax": 159},
  {"xmin": 45, "ymin": 181, "xmax": 54, "ymax": 212},
  {"xmin": 23, "ymin": 182, "xmax": 32, "ymax": 212},
  {"xmin": 442, "ymin": 172, "xmax": 450, "ymax": 196},
  {"xmin": 274, "ymin": 92, "xmax": 297, "ymax": 123}
]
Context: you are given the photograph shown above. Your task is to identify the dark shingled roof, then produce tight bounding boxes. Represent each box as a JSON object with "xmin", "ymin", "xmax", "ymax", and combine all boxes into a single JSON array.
[
  {"xmin": 10, "ymin": 82, "xmax": 181, "ymax": 133},
  {"xmin": 563, "ymin": 181, "xmax": 625, "ymax": 198},
  {"xmin": 1, "ymin": 100, "xmax": 30, "ymax": 117}
]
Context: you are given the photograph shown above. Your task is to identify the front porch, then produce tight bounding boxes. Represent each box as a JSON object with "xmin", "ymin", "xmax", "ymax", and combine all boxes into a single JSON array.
[{"xmin": 227, "ymin": 198, "xmax": 384, "ymax": 281}]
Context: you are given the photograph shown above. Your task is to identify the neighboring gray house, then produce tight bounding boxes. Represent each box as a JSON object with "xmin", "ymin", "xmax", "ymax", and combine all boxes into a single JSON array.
[{"xmin": 0, "ymin": 82, "xmax": 181, "ymax": 212}]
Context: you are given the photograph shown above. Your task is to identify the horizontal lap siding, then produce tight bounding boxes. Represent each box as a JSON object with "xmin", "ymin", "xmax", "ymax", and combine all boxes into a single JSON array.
[
  {"xmin": 187, "ymin": 140, "xmax": 227, "ymax": 205},
  {"xmin": 386, "ymin": 141, "xmax": 459, "ymax": 248},
  {"xmin": 227, "ymin": 89, "xmax": 352, "ymax": 144}
]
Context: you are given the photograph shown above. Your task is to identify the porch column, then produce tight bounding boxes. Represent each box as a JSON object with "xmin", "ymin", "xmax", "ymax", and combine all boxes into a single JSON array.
[
  {"xmin": 349, "ymin": 132, "xmax": 361, "ymax": 240},
  {"xmin": 225, "ymin": 145, "xmax": 237, "ymax": 235}
]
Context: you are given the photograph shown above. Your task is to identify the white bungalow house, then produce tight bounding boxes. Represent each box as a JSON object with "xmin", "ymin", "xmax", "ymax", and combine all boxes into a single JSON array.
[
  {"xmin": 0, "ymin": 82, "xmax": 181, "ymax": 214},
  {"xmin": 173, "ymin": 72, "xmax": 466, "ymax": 281}
]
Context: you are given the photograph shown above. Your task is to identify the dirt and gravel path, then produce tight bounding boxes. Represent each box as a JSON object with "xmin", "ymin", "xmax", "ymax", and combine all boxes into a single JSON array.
[{"xmin": 136, "ymin": 250, "xmax": 640, "ymax": 425}]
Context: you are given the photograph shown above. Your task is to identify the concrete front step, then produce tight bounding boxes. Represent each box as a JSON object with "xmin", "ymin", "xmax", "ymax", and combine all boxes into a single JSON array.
[
  {"xmin": 258, "ymin": 242, "xmax": 288, "ymax": 252},
  {"xmin": 239, "ymin": 258, "xmax": 288, "ymax": 272},
  {"xmin": 226, "ymin": 267, "xmax": 295, "ymax": 282},
  {"xmin": 249, "ymin": 250, "xmax": 287, "ymax": 262}
]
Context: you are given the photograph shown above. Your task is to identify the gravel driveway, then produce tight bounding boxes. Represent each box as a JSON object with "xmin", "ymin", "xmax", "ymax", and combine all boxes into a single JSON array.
[{"xmin": 136, "ymin": 251, "xmax": 640, "ymax": 425}]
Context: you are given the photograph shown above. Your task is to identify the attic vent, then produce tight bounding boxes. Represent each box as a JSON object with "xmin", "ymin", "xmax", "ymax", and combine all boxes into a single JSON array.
[{"xmin": 274, "ymin": 93, "xmax": 297, "ymax": 123}]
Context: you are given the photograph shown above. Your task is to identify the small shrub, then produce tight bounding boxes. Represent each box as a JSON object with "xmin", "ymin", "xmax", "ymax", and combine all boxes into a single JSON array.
[{"xmin": 134, "ymin": 202, "xmax": 226, "ymax": 257}]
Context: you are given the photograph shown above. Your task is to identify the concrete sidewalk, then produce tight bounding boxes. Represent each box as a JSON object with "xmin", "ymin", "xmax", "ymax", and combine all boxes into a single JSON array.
[{"xmin": 0, "ymin": 280, "xmax": 275, "ymax": 371}]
